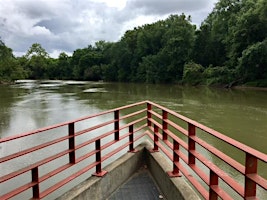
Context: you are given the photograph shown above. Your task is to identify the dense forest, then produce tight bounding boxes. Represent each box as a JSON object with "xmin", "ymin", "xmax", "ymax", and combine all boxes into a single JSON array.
[{"xmin": 1, "ymin": 0, "xmax": 267, "ymax": 86}]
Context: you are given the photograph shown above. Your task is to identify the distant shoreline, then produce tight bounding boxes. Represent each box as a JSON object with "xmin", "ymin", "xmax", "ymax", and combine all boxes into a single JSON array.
[
  {"xmin": 1, "ymin": 80, "xmax": 267, "ymax": 91},
  {"xmin": 233, "ymin": 86, "xmax": 267, "ymax": 91}
]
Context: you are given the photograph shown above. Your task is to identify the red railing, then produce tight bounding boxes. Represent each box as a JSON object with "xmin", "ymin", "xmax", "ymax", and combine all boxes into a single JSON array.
[
  {"xmin": 0, "ymin": 101, "xmax": 267, "ymax": 199},
  {"xmin": 0, "ymin": 101, "xmax": 147, "ymax": 200},
  {"xmin": 146, "ymin": 101, "xmax": 267, "ymax": 200}
]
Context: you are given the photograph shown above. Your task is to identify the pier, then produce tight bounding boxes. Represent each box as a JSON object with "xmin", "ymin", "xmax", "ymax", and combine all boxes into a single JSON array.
[{"xmin": 1, "ymin": 101, "xmax": 267, "ymax": 199}]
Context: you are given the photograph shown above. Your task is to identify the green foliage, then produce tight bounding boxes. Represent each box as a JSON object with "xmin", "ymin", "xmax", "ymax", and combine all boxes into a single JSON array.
[
  {"xmin": 71, "ymin": 42, "xmax": 110, "ymax": 81},
  {"xmin": 56, "ymin": 52, "xmax": 71, "ymax": 79},
  {"xmin": 112, "ymin": 14, "xmax": 196, "ymax": 83},
  {"xmin": 238, "ymin": 38, "xmax": 267, "ymax": 83},
  {"xmin": 182, "ymin": 62, "xmax": 204, "ymax": 85},
  {"xmin": 161, "ymin": 14, "xmax": 196, "ymax": 81},
  {"xmin": 102, "ymin": 63, "xmax": 118, "ymax": 81},
  {"xmin": 227, "ymin": 0, "xmax": 267, "ymax": 67},
  {"xmin": 203, "ymin": 66, "xmax": 234, "ymax": 85},
  {"xmin": 26, "ymin": 43, "xmax": 49, "ymax": 58},
  {"xmin": 137, "ymin": 54, "xmax": 160, "ymax": 83},
  {"xmin": 23, "ymin": 43, "xmax": 50, "ymax": 79},
  {"xmin": 0, "ymin": 39, "xmax": 26, "ymax": 82},
  {"xmin": 1, "ymin": 0, "xmax": 266, "ymax": 87},
  {"xmin": 191, "ymin": 0, "xmax": 266, "ymax": 86}
]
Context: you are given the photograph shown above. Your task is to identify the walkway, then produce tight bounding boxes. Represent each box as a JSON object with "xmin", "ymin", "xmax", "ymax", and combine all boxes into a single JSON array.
[{"xmin": 108, "ymin": 168, "xmax": 164, "ymax": 200}]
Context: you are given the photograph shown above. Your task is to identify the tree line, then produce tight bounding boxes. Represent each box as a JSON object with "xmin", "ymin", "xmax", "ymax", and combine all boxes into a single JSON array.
[{"xmin": 1, "ymin": 0, "xmax": 266, "ymax": 86}]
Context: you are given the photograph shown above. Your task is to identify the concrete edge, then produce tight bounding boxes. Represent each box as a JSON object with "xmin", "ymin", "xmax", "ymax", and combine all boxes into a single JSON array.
[
  {"xmin": 57, "ymin": 140, "xmax": 201, "ymax": 200},
  {"xmin": 144, "ymin": 141, "xmax": 201, "ymax": 200},
  {"xmin": 57, "ymin": 142, "xmax": 146, "ymax": 200}
]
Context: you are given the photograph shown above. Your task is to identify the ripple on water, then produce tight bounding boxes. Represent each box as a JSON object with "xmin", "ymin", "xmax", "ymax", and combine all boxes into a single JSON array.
[{"xmin": 83, "ymin": 88, "xmax": 107, "ymax": 93}]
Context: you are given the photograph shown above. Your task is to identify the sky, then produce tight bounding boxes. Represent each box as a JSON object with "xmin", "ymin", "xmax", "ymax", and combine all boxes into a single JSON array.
[{"xmin": 0, "ymin": 0, "xmax": 218, "ymax": 58}]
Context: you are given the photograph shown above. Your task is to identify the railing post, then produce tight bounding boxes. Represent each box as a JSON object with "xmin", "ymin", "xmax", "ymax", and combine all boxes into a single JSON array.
[
  {"xmin": 114, "ymin": 110, "xmax": 119, "ymax": 141},
  {"xmin": 31, "ymin": 167, "xmax": 40, "ymax": 199},
  {"xmin": 162, "ymin": 110, "xmax": 168, "ymax": 141},
  {"xmin": 128, "ymin": 124, "xmax": 138, "ymax": 153},
  {"xmin": 209, "ymin": 170, "xmax": 219, "ymax": 200},
  {"xmin": 188, "ymin": 123, "xmax": 196, "ymax": 165},
  {"xmin": 244, "ymin": 153, "xmax": 257, "ymax": 198},
  {"xmin": 93, "ymin": 139, "xmax": 107, "ymax": 177},
  {"xmin": 68, "ymin": 122, "xmax": 75, "ymax": 164},
  {"xmin": 150, "ymin": 124, "xmax": 159, "ymax": 152},
  {"xmin": 167, "ymin": 140, "xmax": 182, "ymax": 177},
  {"xmin": 147, "ymin": 103, "xmax": 152, "ymax": 127}
]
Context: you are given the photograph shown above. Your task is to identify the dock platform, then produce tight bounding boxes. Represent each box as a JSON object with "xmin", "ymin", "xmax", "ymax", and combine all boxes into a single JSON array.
[
  {"xmin": 2, "ymin": 101, "xmax": 266, "ymax": 199},
  {"xmin": 108, "ymin": 168, "xmax": 162, "ymax": 200},
  {"xmin": 57, "ymin": 141, "xmax": 200, "ymax": 200}
]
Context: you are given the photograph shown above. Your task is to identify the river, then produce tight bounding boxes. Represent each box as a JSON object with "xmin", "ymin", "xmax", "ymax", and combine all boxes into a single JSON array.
[{"xmin": 1, "ymin": 80, "xmax": 267, "ymax": 199}]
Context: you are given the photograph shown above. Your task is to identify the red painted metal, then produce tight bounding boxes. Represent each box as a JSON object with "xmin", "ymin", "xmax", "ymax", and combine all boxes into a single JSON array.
[
  {"xmin": 150, "ymin": 124, "xmax": 159, "ymax": 152},
  {"xmin": 1, "ymin": 100, "xmax": 267, "ymax": 200},
  {"xmin": 31, "ymin": 167, "xmax": 40, "ymax": 199},
  {"xmin": 0, "ymin": 134, "xmax": 72, "ymax": 164},
  {"xmin": 0, "ymin": 149, "xmax": 73, "ymax": 183},
  {"xmin": 147, "ymin": 103, "xmax": 152, "ymax": 127},
  {"xmin": 1, "ymin": 182, "xmax": 37, "ymax": 199},
  {"xmin": 209, "ymin": 171, "xmax": 219, "ymax": 200},
  {"xmin": 188, "ymin": 123, "xmax": 196, "ymax": 165},
  {"xmin": 68, "ymin": 123, "xmax": 75, "ymax": 164},
  {"xmin": 162, "ymin": 110, "xmax": 168, "ymax": 141},
  {"xmin": 93, "ymin": 139, "xmax": 107, "ymax": 177},
  {"xmin": 245, "ymin": 153, "xmax": 258, "ymax": 198},
  {"xmin": 128, "ymin": 124, "xmax": 138, "ymax": 153},
  {"xmin": 147, "ymin": 100, "xmax": 267, "ymax": 199},
  {"xmin": 114, "ymin": 110, "xmax": 120, "ymax": 141},
  {"xmin": 40, "ymin": 161, "xmax": 99, "ymax": 199},
  {"xmin": 0, "ymin": 101, "xmax": 147, "ymax": 199},
  {"xmin": 167, "ymin": 140, "xmax": 182, "ymax": 177}
]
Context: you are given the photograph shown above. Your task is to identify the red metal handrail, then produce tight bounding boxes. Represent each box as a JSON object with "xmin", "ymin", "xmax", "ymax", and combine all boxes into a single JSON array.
[
  {"xmin": 0, "ymin": 101, "xmax": 147, "ymax": 199},
  {"xmin": 0, "ymin": 100, "xmax": 267, "ymax": 199},
  {"xmin": 146, "ymin": 100, "xmax": 267, "ymax": 200}
]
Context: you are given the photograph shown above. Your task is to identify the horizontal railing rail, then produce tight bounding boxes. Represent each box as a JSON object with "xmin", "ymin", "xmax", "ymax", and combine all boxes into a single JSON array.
[
  {"xmin": 146, "ymin": 100, "xmax": 267, "ymax": 200},
  {"xmin": 0, "ymin": 101, "xmax": 147, "ymax": 200},
  {"xmin": 0, "ymin": 100, "xmax": 266, "ymax": 199}
]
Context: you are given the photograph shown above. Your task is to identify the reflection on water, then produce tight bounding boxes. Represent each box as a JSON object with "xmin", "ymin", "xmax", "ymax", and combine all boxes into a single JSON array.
[
  {"xmin": 1, "ymin": 80, "xmax": 267, "ymax": 156},
  {"xmin": 1, "ymin": 80, "xmax": 267, "ymax": 198}
]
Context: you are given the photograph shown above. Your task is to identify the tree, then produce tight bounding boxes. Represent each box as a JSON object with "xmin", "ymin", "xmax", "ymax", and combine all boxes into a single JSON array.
[
  {"xmin": 24, "ymin": 43, "xmax": 50, "ymax": 79},
  {"xmin": 26, "ymin": 43, "xmax": 49, "ymax": 58},
  {"xmin": 156, "ymin": 14, "xmax": 196, "ymax": 82},
  {"xmin": 182, "ymin": 62, "xmax": 204, "ymax": 85},
  {"xmin": 192, "ymin": 0, "xmax": 267, "ymax": 86},
  {"xmin": 0, "ymin": 39, "xmax": 13, "ymax": 60},
  {"xmin": 0, "ymin": 39, "xmax": 26, "ymax": 82},
  {"xmin": 193, "ymin": 0, "xmax": 241, "ymax": 68},
  {"xmin": 56, "ymin": 52, "xmax": 71, "ymax": 79},
  {"xmin": 70, "ymin": 43, "xmax": 111, "ymax": 81},
  {"xmin": 228, "ymin": 0, "xmax": 267, "ymax": 67},
  {"xmin": 114, "ymin": 14, "xmax": 196, "ymax": 83},
  {"xmin": 238, "ymin": 39, "xmax": 267, "ymax": 83}
]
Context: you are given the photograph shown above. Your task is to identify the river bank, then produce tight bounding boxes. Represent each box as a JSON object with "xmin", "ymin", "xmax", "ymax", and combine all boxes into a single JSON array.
[
  {"xmin": 233, "ymin": 85, "xmax": 267, "ymax": 91},
  {"xmin": 2, "ymin": 79, "xmax": 267, "ymax": 91}
]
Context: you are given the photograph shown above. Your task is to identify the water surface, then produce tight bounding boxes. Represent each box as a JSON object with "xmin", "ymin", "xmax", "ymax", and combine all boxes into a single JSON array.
[{"xmin": 1, "ymin": 80, "xmax": 266, "ymax": 199}]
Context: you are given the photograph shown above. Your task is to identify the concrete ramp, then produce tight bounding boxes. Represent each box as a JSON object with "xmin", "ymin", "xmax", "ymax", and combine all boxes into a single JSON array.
[{"xmin": 108, "ymin": 168, "xmax": 161, "ymax": 200}]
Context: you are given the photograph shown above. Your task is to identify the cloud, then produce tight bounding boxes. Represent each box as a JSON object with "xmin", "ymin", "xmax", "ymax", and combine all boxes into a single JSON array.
[
  {"xmin": 126, "ymin": 0, "xmax": 211, "ymax": 15},
  {"xmin": 0, "ymin": 0, "xmax": 218, "ymax": 58}
]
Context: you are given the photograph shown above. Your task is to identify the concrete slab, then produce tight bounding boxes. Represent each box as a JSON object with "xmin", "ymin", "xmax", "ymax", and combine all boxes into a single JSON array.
[
  {"xmin": 57, "ymin": 141, "xmax": 201, "ymax": 200},
  {"xmin": 108, "ymin": 168, "xmax": 163, "ymax": 200}
]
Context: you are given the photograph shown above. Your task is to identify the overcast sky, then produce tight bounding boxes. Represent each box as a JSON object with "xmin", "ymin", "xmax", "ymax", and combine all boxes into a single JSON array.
[{"xmin": 0, "ymin": 0, "xmax": 218, "ymax": 58}]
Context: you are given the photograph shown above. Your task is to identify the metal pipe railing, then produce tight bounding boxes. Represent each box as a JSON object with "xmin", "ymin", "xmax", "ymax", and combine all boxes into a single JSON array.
[{"xmin": 1, "ymin": 100, "xmax": 266, "ymax": 199}]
